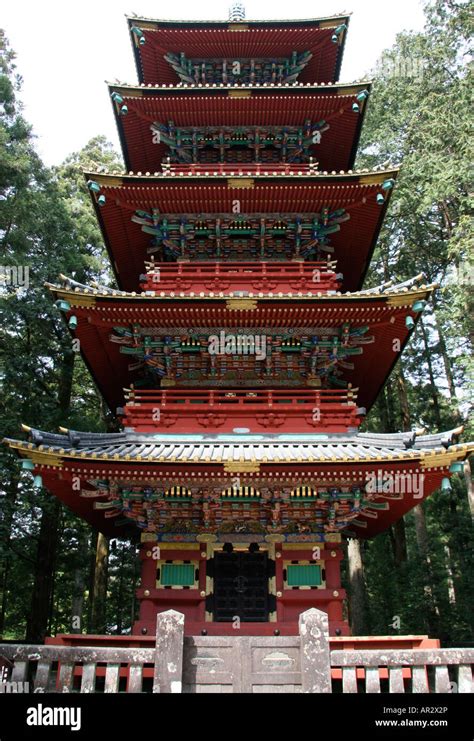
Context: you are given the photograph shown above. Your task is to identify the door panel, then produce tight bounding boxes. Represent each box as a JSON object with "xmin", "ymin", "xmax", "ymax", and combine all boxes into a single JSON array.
[{"xmin": 213, "ymin": 552, "xmax": 269, "ymax": 622}]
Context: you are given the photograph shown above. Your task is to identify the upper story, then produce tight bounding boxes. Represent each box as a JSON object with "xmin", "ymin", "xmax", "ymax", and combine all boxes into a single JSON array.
[{"xmin": 126, "ymin": 13, "xmax": 350, "ymax": 87}]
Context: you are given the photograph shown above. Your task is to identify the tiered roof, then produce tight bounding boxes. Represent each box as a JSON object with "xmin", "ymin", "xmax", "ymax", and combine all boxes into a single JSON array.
[
  {"xmin": 126, "ymin": 15, "xmax": 351, "ymax": 86},
  {"xmin": 86, "ymin": 169, "xmax": 397, "ymax": 292},
  {"xmin": 46, "ymin": 274, "xmax": 433, "ymax": 412},
  {"xmin": 6, "ymin": 426, "xmax": 471, "ymax": 538},
  {"xmin": 4, "ymin": 10, "xmax": 472, "ymax": 545},
  {"xmin": 109, "ymin": 82, "xmax": 370, "ymax": 173}
]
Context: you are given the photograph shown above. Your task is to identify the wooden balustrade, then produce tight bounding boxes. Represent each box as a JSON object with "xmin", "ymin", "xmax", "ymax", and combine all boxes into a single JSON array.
[
  {"xmin": 120, "ymin": 388, "xmax": 363, "ymax": 432},
  {"xmin": 124, "ymin": 387, "xmax": 358, "ymax": 405},
  {"xmin": 141, "ymin": 260, "xmax": 341, "ymax": 293},
  {"xmin": 162, "ymin": 163, "xmax": 318, "ymax": 176}
]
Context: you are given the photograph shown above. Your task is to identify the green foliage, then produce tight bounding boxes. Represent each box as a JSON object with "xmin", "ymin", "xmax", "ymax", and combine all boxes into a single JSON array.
[
  {"xmin": 355, "ymin": 0, "xmax": 474, "ymax": 643},
  {"xmin": 0, "ymin": 29, "xmax": 130, "ymax": 639},
  {"xmin": 0, "ymin": 0, "xmax": 472, "ymax": 643}
]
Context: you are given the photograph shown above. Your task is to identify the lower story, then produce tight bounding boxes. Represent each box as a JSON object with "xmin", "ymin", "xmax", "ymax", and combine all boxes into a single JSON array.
[{"xmin": 135, "ymin": 536, "xmax": 347, "ymax": 636}]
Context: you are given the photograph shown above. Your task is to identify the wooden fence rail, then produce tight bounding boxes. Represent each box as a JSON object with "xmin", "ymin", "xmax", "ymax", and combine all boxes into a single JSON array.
[{"xmin": 0, "ymin": 609, "xmax": 472, "ymax": 693}]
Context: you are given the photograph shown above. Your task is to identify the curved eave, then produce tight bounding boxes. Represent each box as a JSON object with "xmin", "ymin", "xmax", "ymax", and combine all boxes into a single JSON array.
[
  {"xmin": 83, "ymin": 168, "xmax": 399, "ymax": 293},
  {"xmin": 108, "ymin": 81, "xmax": 371, "ymax": 175},
  {"xmin": 109, "ymin": 81, "xmax": 371, "ymax": 95},
  {"xmin": 85, "ymin": 167, "xmax": 397, "ymax": 185},
  {"xmin": 6, "ymin": 432, "xmax": 471, "ymax": 538},
  {"xmin": 46, "ymin": 281, "xmax": 434, "ymax": 306},
  {"xmin": 126, "ymin": 15, "xmax": 351, "ymax": 86},
  {"xmin": 126, "ymin": 14, "xmax": 352, "ymax": 26},
  {"xmin": 4, "ymin": 436, "xmax": 472, "ymax": 469},
  {"xmin": 45, "ymin": 277, "xmax": 433, "ymax": 414}
]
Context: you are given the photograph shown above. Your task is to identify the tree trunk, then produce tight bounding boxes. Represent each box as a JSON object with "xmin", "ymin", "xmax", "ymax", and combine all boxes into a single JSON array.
[
  {"xmin": 464, "ymin": 460, "xmax": 474, "ymax": 522},
  {"xmin": 0, "ymin": 473, "xmax": 19, "ymax": 635},
  {"xmin": 71, "ymin": 533, "xmax": 88, "ymax": 633},
  {"xmin": 418, "ymin": 316, "xmax": 443, "ymax": 428},
  {"xmin": 25, "ymin": 347, "xmax": 75, "ymax": 642},
  {"xmin": 390, "ymin": 520, "xmax": 408, "ymax": 564},
  {"xmin": 57, "ymin": 347, "xmax": 75, "ymax": 415},
  {"xmin": 87, "ymin": 530, "xmax": 98, "ymax": 632},
  {"xmin": 413, "ymin": 502, "xmax": 440, "ymax": 635},
  {"xmin": 433, "ymin": 312, "xmax": 460, "ymax": 409},
  {"xmin": 25, "ymin": 499, "xmax": 61, "ymax": 642},
  {"xmin": 89, "ymin": 532, "xmax": 109, "ymax": 634},
  {"xmin": 391, "ymin": 367, "xmax": 409, "ymax": 562},
  {"xmin": 443, "ymin": 545, "xmax": 456, "ymax": 606},
  {"xmin": 376, "ymin": 388, "xmax": 391, "ymax": 432},
  {"xmin": 396, "ymin": 366, "xmax": 411, "ymax": 432},
  {"xmin": 347, "ymin": 538, "xmax": 370, "ymax": 634}
]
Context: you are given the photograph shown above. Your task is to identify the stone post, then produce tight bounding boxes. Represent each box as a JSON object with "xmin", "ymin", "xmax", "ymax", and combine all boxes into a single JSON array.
[
  {"xmin": 153, "ymin": 609, "xmax": 185, "ymax": 693},
  {"xmin": 299, "ymin": 608, "xmax": 332, "ymax": 693}
]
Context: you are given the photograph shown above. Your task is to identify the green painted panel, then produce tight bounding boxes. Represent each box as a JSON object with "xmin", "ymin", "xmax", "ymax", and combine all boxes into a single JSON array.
[
  {"xmin": 287, "ymin": 564, "xmax": 322, "ymax": 587},
  {"xmin": 161, "ymin": 564, "xmax": 195, "ymax": 586}
]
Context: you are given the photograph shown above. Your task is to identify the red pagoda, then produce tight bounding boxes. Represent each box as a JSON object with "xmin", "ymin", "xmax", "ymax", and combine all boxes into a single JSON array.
[{"xmin": 5, "ymin": 7, "xmax": 473, "ymax": 642}]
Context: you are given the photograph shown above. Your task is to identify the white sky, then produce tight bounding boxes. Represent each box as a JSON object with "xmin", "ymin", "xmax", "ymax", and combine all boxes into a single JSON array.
[{"xmin": 2, "ymin": 0, "xmax": 426, "ymax": 165}]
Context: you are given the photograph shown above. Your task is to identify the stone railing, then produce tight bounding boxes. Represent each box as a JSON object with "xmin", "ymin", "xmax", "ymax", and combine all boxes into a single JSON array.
[{"xmin": 0, "ymin": 609, "xmax": 472, "ymax": 693}]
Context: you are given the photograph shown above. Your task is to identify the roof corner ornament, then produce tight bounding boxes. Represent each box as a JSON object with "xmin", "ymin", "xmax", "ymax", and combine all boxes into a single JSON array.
[{"xmin": 228, "ymin": 1, "xmax": 246, "ymax": 21}]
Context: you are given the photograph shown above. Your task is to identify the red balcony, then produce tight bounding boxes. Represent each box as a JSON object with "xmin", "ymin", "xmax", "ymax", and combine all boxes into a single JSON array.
[
  {"xmin": 141, "ymin": 260, "xmax": 341, "ymax": 294},
  {"xmin": 119, "ymin": 387, "xmax": 363, "ymax": 433},
  {"xmin": 162, "ymin": 162, "xmax": 319, "ymax": 176}
]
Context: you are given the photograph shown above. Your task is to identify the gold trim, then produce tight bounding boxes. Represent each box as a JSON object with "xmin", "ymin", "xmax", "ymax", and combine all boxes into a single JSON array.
[
  {"xmin": 225, "ymin": 298, "xmax": 258, "ymax": 310},
  {"xmin": 110, "ymin": 87, "xmax": 144, "ymax": 99},
  {"xmin": 46, "ymin": 282, "xmax": 435, "ymax": 306},
  {"xmin": 228, "ymin": 23, "xmax": 249, "ymax": 31},
  {"xmin": 29, "ymin": 452, "xmax": 63, "ymax": 467},
  {"xmin": 198, "ymin": 534, "xmax": 218, "ymax": 543},
  {"xmin": 359, "ymin": 174, "xmax": 390, "ymax": 185},
  {"xmin": 141, "ymin": 533, "xmax": 158, "ymax": 542},
  {"xmin": 134, "ymin": 21, "xmax": 160, "ymax": 31},
  {"xmin": 337, "ymin": 86, "xmax": 362, "ymax": 96},
  {"xmin": 227, "ymin": 178, "xmax": 254, "ymax": 188},
  {"xmin": 224, "ymin": 461, "xmax": 260, "ymax": 473},
  {"xmin": 52, "ymin": 289, "xmax": 97, "ymax": 308},
  {"xmin": 265, "ymin": 534, "xmax": 285, "ymax": 543},
  {"xmin": 420, "ymin": 452, "xmax": 464, "ymax": 469},
  {"xmin": 319, "ymin": 19, "xmax": 343, "ymax": 29},
  {"xmin": 6, "ymin": 439, "xmax": 471, "ymax": 469},
  {"xmin": 283, "ymin": 542, "xmax": 325, "ymax": 550},
  {"xmin": 387, "ymin": 290, "xmax": 429, "ymax": 307},
  {"xmin": 109, "ymin": 82, "xmax": 371, "ymax": 95},
  {"xmin": 228, "ymin": 90, "xmax": 251, "ymax": 98}
]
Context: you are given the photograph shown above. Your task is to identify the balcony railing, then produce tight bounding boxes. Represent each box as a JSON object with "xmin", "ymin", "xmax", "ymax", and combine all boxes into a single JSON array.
[
  {"xmin": 141, "ymin": 260, "xmax": 341, "ymax": 294},
  {"xmin": 119, "ymin": 387, "xmax": 364, "ymax": 433},
  {"xmin": 161, "ymin": 162, "xmax": 320, "ymax": 177}
]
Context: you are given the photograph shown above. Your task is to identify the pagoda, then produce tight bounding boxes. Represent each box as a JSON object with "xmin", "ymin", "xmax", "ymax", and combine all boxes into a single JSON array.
[{"xmin": 5, "ymin": 6, "xmax": 473, "ymax": 640}]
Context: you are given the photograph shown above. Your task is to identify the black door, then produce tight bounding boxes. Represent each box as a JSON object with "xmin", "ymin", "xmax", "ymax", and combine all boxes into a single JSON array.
[{"xmin": 213, "ymin": 551, "xmax": 269, "ymax": 622}]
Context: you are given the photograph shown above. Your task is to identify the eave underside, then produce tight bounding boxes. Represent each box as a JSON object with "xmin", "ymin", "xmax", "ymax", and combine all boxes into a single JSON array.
[
  {"xmin": 85, "ymin": 170, "xmax": 397, "ymax": 292},
  {"xmin": 111, "ymin": 84, "xmax": 369, "ymax": 174},
  {"xmin": 47, "ymin": 275, "xmax": 432, "ymax": 413},
  {"xmin": 5, "ymin": 429, "xmax": 470, "ymax": 539},
  {"xmin": 128, "ymin": 17, "xmax": 350, "ymax": 85}
]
